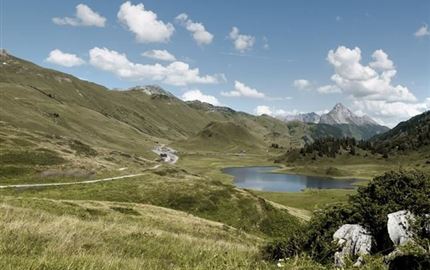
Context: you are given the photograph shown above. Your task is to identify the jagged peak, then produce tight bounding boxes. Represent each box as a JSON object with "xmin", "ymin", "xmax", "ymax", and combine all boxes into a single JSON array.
[{"xmin": 332, "ymin": 102, "xmax": 349, "ymax": 111}]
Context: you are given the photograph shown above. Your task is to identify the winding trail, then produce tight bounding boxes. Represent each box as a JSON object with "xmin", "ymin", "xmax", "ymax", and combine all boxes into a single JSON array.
[{"xmin": 0, "ymin": 164, "xmax": 161, "ymax": 189}]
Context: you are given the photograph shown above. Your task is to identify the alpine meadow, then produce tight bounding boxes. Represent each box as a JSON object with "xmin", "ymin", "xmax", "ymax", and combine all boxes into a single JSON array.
[{"xmin": 0, "ymin": 1, "xmax": 429, "ymax": 269}]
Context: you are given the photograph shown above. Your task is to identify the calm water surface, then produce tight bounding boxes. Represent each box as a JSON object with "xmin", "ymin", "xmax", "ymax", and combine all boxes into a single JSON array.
[{"xmin": 223, "ymin": 166, "xmax": 359, "ymax": 192}]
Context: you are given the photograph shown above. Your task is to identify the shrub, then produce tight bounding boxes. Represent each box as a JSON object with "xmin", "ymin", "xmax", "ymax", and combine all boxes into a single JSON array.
[
  {"xmin": 350, "ymin": 170, "xmax": 430, "ymax": 251},
  {"xmin": 262, "ymin": 170, "xmax": 430, "ymax": 265},
  {"xmin": 263, "ymin": 203, "xmax": 358, "ymax": 263},
  {"xmin": 262, "ymin": 230, "xmax": 306, "ymax": 260},
  {"xmin": 303, "ymin": 203, "xmax": 359, "ymax": 264}
]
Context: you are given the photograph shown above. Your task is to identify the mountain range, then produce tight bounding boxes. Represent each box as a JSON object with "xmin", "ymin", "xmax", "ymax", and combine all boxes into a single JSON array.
[
  {"xmin": 0, "ymin": 51, "xmax": 391, "ymax": 158},
  {"xmin": 282, "ymin": 103, "xmax": 380, "ymax": 126}
]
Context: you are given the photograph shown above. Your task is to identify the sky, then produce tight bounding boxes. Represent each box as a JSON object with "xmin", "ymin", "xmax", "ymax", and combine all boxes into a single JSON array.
[{"xmin": 2, "ymin": 0, "xmax": 430, "ymax": 127}]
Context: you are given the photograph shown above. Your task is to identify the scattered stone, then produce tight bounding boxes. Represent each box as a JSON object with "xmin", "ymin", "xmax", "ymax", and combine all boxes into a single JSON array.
[{"xmin": 333, "ymin": 224, "xmax": 372, "ymax": 268}]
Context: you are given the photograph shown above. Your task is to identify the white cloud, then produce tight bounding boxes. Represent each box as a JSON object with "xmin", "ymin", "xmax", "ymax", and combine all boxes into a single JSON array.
[
  {"xmin": 229, "ymin": 27, "xmax": 255, "ymax": 53},
  {"xmin": 293, "ymin": 79, "xmax": 311, "ymax": 90},
  {"xmin": 53, "ymin": 4, "xmax": 106, "ymax": 27},
  {"xmin": 254, "ymin": 106, "xmax": 297, "ymax": 117},
  {"xmin": 89, "ymin": 47, "xmax": 222, "ymax": 86},
  {"xmin": 175, "ymin": 13, "xmax": 213, "ymax": 45},
  {"xmin": 181, "ymin": 90, "xmax": 220, "ymax": 106},
  {"xmin": 352, "ymin": 99, "xmax": 430, "ymax": 127},
  {"xmin": 414, "ymin": 24, "xmax": 430, "ymax": 37},
  {"xmin": 254, "ymin": 105, "xmax": 273, "ymax": 116},
  {"xmin": 117, "ymin": 1, "xmax": 174, "ymax": 43},
  {"xmin": 369, "ymin": 49, "xmax": 394, "ymax": 70},
  {"xmin": 317, "ymin": 84, "xmax": 341, "ymax": 94},
  {"xmin": 142, "ymin": 49, "xmax": 176, "ymax": 62},
  {"xmin": 221, "ymin": 81, "xmax": 265, "ymax": 98},
  {"xmin": 46, "ymin": 49, "xmax": 85, "ymax": 67},
  {"xmin": 327, "ymin": 46, "xmax": 416, "ymax": 103}
]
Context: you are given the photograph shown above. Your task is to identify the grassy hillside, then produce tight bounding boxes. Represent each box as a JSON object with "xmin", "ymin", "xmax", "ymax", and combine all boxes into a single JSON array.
[
  {"xmin": 0, "ymin": 121, "xmax": 157, "ymax": 185},
  {"xmin": 176, "ymin": 121, "xmax": 266, "ymax": 153},
  {"xmin": 0, "ymin": 196, "xmax": 269, "ymax": 270},
  {"xmin": 371, "ymin": 110, "xmax": 430, "ymax": 152},
  {"xmin": 0, "ymin": 164, "xmax": 302, "ymax": 238},
  {"xmin": 276, "ymin": 112, "xmax": 430, "ymax": 179},
  {"xmin": 0, "ymin": 54, "xmax": 286, "ymax": 156},
  {"xmin": 1, "ymin": 53, "xmax": 391, "ymax": 160},
  {"xmin": 0, "ymin": 51, "xmax": 412, "ymax": 269}
]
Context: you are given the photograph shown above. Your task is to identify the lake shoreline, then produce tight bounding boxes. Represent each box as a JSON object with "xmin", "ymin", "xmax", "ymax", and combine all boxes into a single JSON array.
[{"xmin": 222, "ymin": 166, "xmax": 362, "ymax": 192}]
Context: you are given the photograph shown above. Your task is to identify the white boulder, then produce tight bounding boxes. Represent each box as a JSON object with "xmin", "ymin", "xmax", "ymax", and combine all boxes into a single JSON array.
[
  {"xmin": 333, "ymin": 224, "xmax": 372, "ymax": 268},
  {"xmin": 387, "ymin": 210, "xmax": 415, "ymax": 246}
]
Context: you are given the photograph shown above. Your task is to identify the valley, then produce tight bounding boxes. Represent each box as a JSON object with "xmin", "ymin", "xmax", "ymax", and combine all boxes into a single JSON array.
[{"xmin": 0, "ymin": 51, "xmax": 429, "ymax": 269}]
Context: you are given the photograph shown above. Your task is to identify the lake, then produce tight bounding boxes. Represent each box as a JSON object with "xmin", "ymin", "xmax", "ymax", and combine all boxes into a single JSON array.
[{"xmin": 222, "ymin": 166, "xmax": 360, "ymax": 192}]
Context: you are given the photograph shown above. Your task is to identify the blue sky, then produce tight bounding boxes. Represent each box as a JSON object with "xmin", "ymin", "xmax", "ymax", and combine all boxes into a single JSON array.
[{"xmin": 2, "ymin": 0, "xmax": 430, "ymax": 126}]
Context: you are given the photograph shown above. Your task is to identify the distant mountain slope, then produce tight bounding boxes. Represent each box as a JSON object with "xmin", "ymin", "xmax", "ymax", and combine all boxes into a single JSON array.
[
  {"xmin": 371, "ymin": 110, "xmax": 430, "ymax": 152},
  {"xmin": 281, "ymin": 103, "xmax": 389, "ymax": 140},
  {"xmin": 275, "ymin": 111, "xmax": 430, "ymax": 173},
  {"xmin": 177, "ymin": 121, "xmax": 266, "ymax": 152},
  {"xmin": 283, "ymin": 112, "xmax": 320, "ymax": 123},
  {"xmin": 0, "ymin": 52, "xmax": 301, "ymax": 155},
  {"xmin": 0, "ymin": 52, "xmax": 390, "ymax": 156}
]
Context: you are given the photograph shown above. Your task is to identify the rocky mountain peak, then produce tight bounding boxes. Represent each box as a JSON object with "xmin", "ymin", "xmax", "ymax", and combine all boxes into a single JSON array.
[
  {"xmin": 320, "ymin": 103, "xmax": 378, "ymax": 126},
  {"xmin": 333, "ymin": 103, "xmax": 348, "ymax": 111}
]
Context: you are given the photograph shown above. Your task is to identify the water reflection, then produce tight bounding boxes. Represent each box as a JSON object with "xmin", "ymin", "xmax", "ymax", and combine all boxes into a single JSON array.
[{"xmin": 223, "ymin": 166, "xmax": 359, "ymax": 192}]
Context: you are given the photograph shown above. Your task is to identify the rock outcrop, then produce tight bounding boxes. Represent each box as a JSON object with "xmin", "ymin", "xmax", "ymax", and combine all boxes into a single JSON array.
[
  {"xmin": 333, "ymin": 224, "xmax": 372, "ymax": 268},
  {"xmin": 385, "ymin": 210, "xmax": 430, "ymax": 269},
  {"xmin": 387, "ymin": 210, "xmax": 415, "ymax": 246}
]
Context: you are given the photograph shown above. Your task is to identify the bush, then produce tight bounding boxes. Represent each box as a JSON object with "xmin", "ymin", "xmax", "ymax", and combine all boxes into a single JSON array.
[
  {"xmin": 350, "ymin": 170, "xmax": 430, "ymax": 251},
  {"xmin": 262, "ymin": 231, "xmax": 305, "ymax": 260},
  {"xmin": 263, "ymin": 203, "xmax": 358, "ymax": 263},
  {"xmin": 260, "ymin": 208, "xmax": 303, "ymax": 239},
  {"xmin": 262, "ymin": 170, "xmax": 430, "ymax": 265},
  {"xmin": 303, "ymin": 203, "xmax": 359, "ymax": 264}
]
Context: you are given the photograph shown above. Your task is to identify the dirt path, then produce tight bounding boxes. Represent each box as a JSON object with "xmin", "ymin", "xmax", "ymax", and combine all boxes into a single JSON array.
[{"xmin": 0, "ymin": 164, "xmax": 161, "ymax": 189}]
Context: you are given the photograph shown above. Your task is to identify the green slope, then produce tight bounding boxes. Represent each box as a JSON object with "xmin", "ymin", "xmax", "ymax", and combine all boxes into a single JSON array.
[
  {"xmin": 276, "ymin": 111, "xmax": 430, "ymax": 178},
  {"xmin": 370, "ymin": 110, "xmax": 430, "ymax": 152},
  {"xmin": 176, "ymin": 121, "xmax": 266, "ymax": 153},
  {"xmin": 0, "ymin": 196, "xmax": 270, "ymax": 270},
  {"xmin": 1, "ymin": 52, "xmax": 390, "ymax": 158}
]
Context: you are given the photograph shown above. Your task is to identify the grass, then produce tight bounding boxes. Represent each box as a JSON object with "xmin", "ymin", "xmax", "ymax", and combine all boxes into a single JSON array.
[
  {"xmin": 253, "ymin": 189, "xmax": 354, "ymax": 212},
  {"xmin": 0, "ymin": 167, "xmax": 301, "ymax": 238},
  {"xmin": 0, "ymin": 50, "xmax": 407, "ymax": 270},
  {"xmin": 277, "ymin": 149, "xmax": 430, "ymax": 180},
  {"xmin": 176, "ymin": 152, "xmax": 275, "ymax": 184},
  {"xmin": 175, "ymin": 121, "xmax": 266, "ymax": 153},
  {"xmin": 0, "ymin": 196, "xmax": 274, "ymax": 270},
  {"xmin": 0, "ymin": 149, "xmax": 66, "ymax": 166},
  {"xmin": 0, "ymin": 123, "xmax": 157, "ymax": 185}
]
